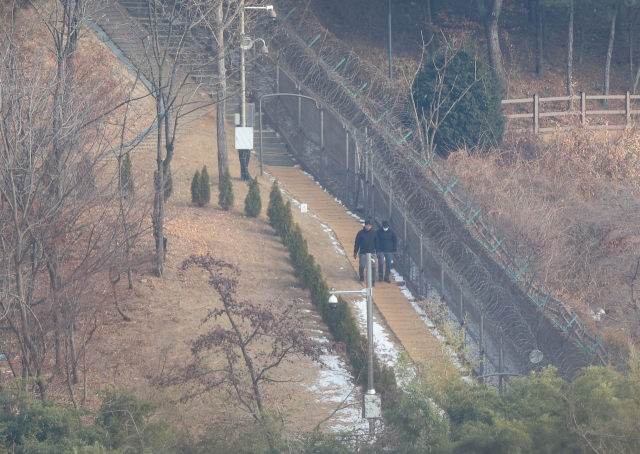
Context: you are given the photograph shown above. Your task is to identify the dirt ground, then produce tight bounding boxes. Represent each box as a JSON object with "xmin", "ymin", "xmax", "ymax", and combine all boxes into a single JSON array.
[{"xmin": 73, "ymin": 102, "xmax": 401, "ymax": 434}]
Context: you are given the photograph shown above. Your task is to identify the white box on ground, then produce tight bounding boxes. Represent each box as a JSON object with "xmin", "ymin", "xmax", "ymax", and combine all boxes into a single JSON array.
[
  {"xmin": 235, "ymin": 127, "xmax": 254, "ymax": 150},
  {"xmin": 301, "ymin": 203, "xmax": 308, "ymax": 213},
  {"xmin": 363, "ymin": 393, "xmax": 381, "ymax": 419}
]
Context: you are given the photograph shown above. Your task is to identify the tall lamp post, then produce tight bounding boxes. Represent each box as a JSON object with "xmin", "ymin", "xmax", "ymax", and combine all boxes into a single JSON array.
[
  {"xmin": 240, "ymin": 4, "xmax": 276, "ymax": 127},
  {"xmin": 388, "ymin": 0, "xmax": 392, "ymax": 80},
  {"xmin": 258, "ymin": 92, "xmax": 320, "ymax": 175},
  {"xmin": 236, "ymin": 4, "xmax": 275, "ymax": 180},
  {"xmin": 328, "ymin": 253, "xmax": 381, "ymax": 436}
]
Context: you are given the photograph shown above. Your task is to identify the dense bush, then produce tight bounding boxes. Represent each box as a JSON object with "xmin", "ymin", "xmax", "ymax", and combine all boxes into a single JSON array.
[
  {"xmin": 218, "ymin": 167, "xmax": 234, "ymax": 211},
  {"xmin": 244, "ymin": 176, "xmax": 262, "ymax": 217},
  {"xmin": 412, "ymin": 48, "xmax": 505, "ymax": 156},
  {"xmin": 267, "ymin": 181, "xmax": 396, "ymax": 394}
]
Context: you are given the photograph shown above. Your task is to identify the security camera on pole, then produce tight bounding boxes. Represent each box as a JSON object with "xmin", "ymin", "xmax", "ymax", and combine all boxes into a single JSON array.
[{"xmin": 236, "ymin": 4, "xmax": 275, "ymax": 181}]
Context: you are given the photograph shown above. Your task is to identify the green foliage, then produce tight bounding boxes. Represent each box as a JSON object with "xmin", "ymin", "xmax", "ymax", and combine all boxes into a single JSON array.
[
  {"xmin": 267, "ymin": 181, "xmax": 396, "ymax": 395},
  {"xmin": 412, "ymin": 48, "xmax": 505, "ymax": 156},
  {"xmin": 191, "ymin": 169, "xmax": 201, "ymax": 205},
  {"xmin": 200, "ymin": 165, "xmax": 211, "ymax": 206},
  {"xmin": 244, "ymin": 176, "xmax": 262, "ymax": 217},
  {"xmin": 0, "ymin": 383, "xmax": 90, "ymax": 453},
  {"xmin": 120, "ymin": 152, "xmax": 134, "ymax": 195},
  {"xmin": 153, "ymin": 166, "xmax": 173, "ymax": 202},
  {"xmin": 191, "ymin": 166, "xmax": 211, "ymax": 207},
  {"xmin": 218, "ymin": 167, "xmax": 234, "ymax": 211}
]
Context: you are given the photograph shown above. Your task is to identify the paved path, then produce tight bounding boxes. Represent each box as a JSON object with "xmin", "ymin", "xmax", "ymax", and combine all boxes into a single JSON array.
[{"xmin": 269, "ymin": 167, "xmax": 447, "ymax": 368}]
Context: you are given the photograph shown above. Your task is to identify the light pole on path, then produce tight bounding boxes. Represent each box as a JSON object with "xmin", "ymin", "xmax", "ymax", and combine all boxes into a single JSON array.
[{"xmin": 329, "ymin": 253, "xmax": 381, "ymax": 437}]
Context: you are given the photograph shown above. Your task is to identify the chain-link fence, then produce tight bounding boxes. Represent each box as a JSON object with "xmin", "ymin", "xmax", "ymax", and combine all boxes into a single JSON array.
[{"xmin": 246, "ymin": 1, "xmax": 610, "ymax": 380}]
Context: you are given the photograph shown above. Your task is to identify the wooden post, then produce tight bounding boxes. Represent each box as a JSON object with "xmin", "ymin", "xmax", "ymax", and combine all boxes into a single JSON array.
[
  {"xmin": 388, "ymin": 185, "xmax": 393, "ymax": 220},
  {"xmin": 344, "ymin": 128, "xmax": 349, "ymax": 205},
  {"xmin": 533, "ymin": 93, "xmax": 539, "ymax": 135},
  {"xmin": 626, "ymin": 91, "xmax": 631, "ymax": 126},
  {"xmin": 320, "ymin": 108, "xmax": 325, "ymax": 184},
  {"xmin": 581, "ymin": 91, "xmax": 586, "ymax": 125}
]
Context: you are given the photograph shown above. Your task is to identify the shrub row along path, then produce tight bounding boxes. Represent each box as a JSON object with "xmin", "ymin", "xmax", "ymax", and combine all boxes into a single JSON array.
[{"xmin": 268, "ymin": 167, "xmax": 447, "ymax": 369}]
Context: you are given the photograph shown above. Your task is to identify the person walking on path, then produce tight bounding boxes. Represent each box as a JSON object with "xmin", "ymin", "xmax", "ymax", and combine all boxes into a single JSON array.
[
  {"xmin": 354, "ymin": 218, "xmax": 378, "ymax": 285},
  {"xmin": 377, "ymin": 220, "xmax": 397, "ymax": 283}
]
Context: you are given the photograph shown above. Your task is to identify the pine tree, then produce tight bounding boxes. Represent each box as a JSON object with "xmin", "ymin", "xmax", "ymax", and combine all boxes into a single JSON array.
[
  {"xmin": 244, "ymin": 176, "xmax": 262, "ymax": 217},
  {"xmin": 191, "ymin": 169, "xmax": 201, "ymax": 205},
  {"xmin": 199, "ymin": 165, "xmax": 211, "ymax": 206},
  {"xmin": 120, "ymin": 152, "xmax": 134, "ymax": 195},
  {"xmin": 218, "ymin": 167, "xmax": 234, "ymax": 211},
  {"xmin": 154, "ymin": 166, "xmax": 174, "ymax": 202}
]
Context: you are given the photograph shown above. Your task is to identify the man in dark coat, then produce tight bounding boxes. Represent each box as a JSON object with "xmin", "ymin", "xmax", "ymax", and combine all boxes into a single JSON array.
[
  {"xmin": 377, "ymin": 220, "xmax": 397, "ymax": 283},
  {"xmin": 354, "ymin": 218, "xmax": 378, "ymax": 284}
]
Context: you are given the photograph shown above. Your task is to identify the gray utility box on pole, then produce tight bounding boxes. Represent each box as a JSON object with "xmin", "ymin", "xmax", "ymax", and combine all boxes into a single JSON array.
[
  {"xmin": 363, "ymin": 393, "xmax": 381, "ymax": 419},
  {"xmin": 235, "ymin": 103, "xmax": 255, "ymax": 127}
]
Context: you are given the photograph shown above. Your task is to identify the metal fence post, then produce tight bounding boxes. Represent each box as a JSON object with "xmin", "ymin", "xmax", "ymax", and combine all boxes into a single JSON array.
[
  {"xmin": 297, "ymin": 85, "xmax": 303, "ymax": 153},
  {"xmin": 370, "ymin": 157, "xmax": 375, "ymax": 222},
  {"xmin": 320, "ymin": 107, "xmax": 325, "ymax": 184},
  {"xmin": 388, "ymin": 185, "xmax": 393, "ymax": 220},
  {"xmin": 440, "ymin": 266, "xmax": 445, "ymax": 301},
  {"xmin": 581, "ymin": 91, "xmax": 586, "ymax": 125},
  {"xmin": 626, "ymin": 91, "xmax": 631, "ymax": 126},
  {"xmin": 344, "ymin": 128, "xmax": 350, "ymax": 205},
  {"xmin": 499, "ymin": 334, "xmax": 504, "ymax": 395},
  {"xmin": 419, "ymin": 234, "xmax": 424, "ymax": 296},
  {"xmin": 533, "ymin": 93, "xmax": 539, "ymax": 135},
  {"xmin": 276, "ymin": 65, "xmax": 280, "ymax": 125},
  {"xmin": 480, "ymin": 310, "xmax": 485, "ymax": 384},
  {"xmin": 403, "ymin": 206, "xmax": 408, "ymax": 277}
]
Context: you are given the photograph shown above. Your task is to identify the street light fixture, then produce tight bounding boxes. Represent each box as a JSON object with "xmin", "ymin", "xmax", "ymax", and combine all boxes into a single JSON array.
[{"xmin": 328, "ymin": 253, "xmax": 381, "ymax": 436}]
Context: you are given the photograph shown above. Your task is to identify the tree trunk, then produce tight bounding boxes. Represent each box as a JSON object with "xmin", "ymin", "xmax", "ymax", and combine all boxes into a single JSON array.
[
  {"xmin": 422, "ymin": 0, "xmax": 434, "ymax": 53},
  {"xmin": 216, "ymin": 5, "xmax": 228, "ymax": 183},
  {"xmin": 604, "ymin": 7, "xmax": 618, "ymax": 97},
  {"xmin": 153, "ymin": 103, "xmax": 165, "ymax": 276},
  {"xmin": 536, "ymin": 0, "xmax": 544, "ymax": 76},
  {"xmin": 567, "ymin": 1, "xmax": 574, "ymax": 98},
  {"xmin": 477, "ymin": 0, "xmax": 507, "ymax": 90}
]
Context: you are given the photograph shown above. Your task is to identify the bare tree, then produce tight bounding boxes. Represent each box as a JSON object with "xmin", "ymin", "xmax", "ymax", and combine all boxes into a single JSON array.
[
  {"xmin": 0, "ymin": 1, "xmax": 149, "ymax": 396},
  {"xmin": 155, "ymin": 255, "xmax": 324, "ymax": 449}
]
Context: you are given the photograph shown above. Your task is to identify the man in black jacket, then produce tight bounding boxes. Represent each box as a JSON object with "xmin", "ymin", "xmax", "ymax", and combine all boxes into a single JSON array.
[
  {"xmin": 377, "ymin": 220, "xmax": 397, "ymax": 283},
  {"xmin": 354, "ymin": 219, "xmax": 378, "ymax": 285}
]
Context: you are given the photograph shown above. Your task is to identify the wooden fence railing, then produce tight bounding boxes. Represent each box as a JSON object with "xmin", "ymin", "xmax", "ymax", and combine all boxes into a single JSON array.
[{"xmin": 502, "ymin": 92, "xmax": 640, "ymax": 134}]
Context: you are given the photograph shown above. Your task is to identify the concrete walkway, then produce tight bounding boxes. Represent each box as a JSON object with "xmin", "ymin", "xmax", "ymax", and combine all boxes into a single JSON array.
[{"xmin": 269, "ymin": 167, "xmax": 447, "ymax": 368}]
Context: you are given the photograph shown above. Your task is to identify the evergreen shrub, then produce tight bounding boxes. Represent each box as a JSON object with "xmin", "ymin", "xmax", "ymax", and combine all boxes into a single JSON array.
[
  {"xmin": 153, "ymin": 166, "xmax": 173, "ymax": 201},
  {"xmin": 191, "ymin": 169, "xmax": 201, "ymax": 205},
  {"xmin": 244, "ymin": 176, "xmax": 262, "ymax": 217},
  {"xmin": 199, "ymin": 165, "xmax": 211, "ymax": 206},
  {"xmin": 267, "ymin": 180, "xmax": 396, "ymax": 394},
  {"xmin": 218, "ymin": 167, "xmax": 234, "ymax": 211},
  {"xmin": 120, "ymin": 152, "xmax": 134, "ymax": 195},
  {"xmin": 412, "ymin": 48, "xmax": 505, "ymax": 156}
]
